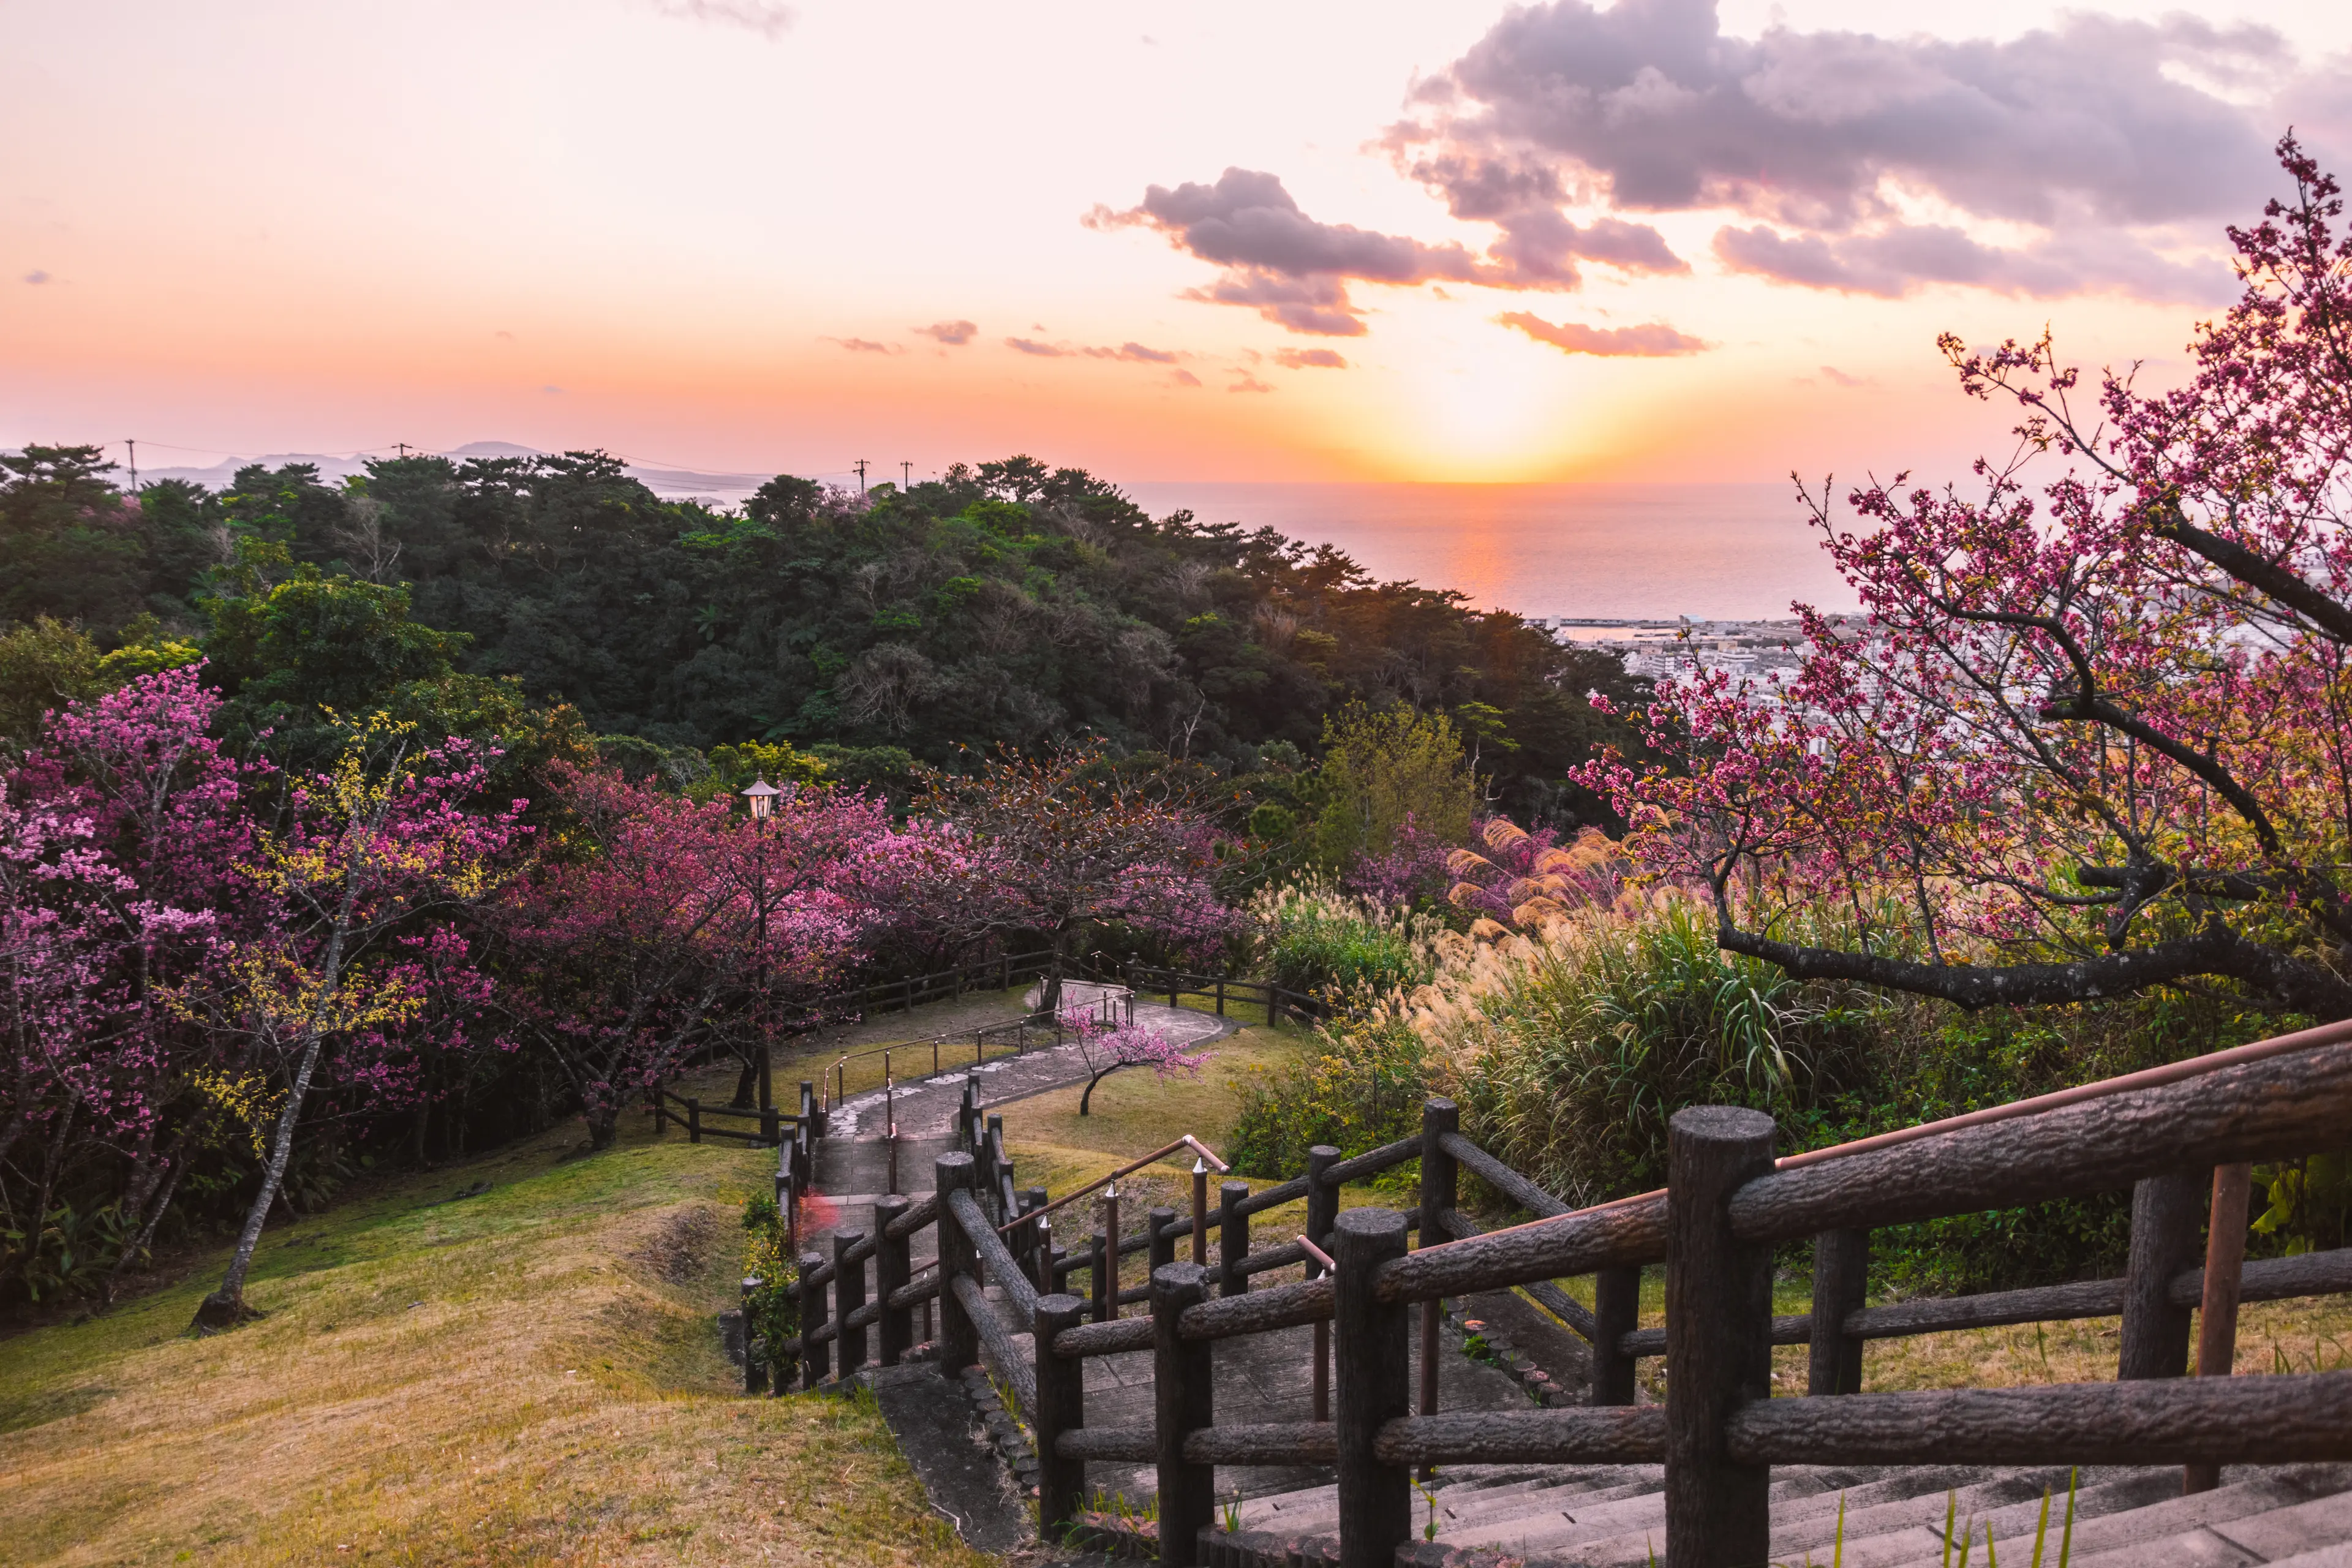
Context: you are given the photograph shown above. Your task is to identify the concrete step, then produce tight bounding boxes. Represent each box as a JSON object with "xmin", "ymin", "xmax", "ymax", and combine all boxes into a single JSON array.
[{"xmin": 1193, "ymin": 1464, "xmax": 2352, "ymax": 1568}]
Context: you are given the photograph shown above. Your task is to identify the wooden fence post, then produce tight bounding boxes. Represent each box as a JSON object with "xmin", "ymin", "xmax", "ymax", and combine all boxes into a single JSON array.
[
  {"xmin": 1035, "ymin": 1292, "xmax": 1088, "ymax": 1536},
  {"xmin": 1591, "ymin": 1265, "xmax": 1640, "ymax": 1406},
  {"xmin": 1665, "ymin": 1106, "xmax": 1776, "ymax": 1568},
  {"xmin": 834, "ymin": 1229, "xmax": 868, "ymax": 1378},
  {"xmin": 2185, "ymin": 1161, "xmax": 2255, "ymax": 1493},
  {"xmin": 936, "ymin": 1152, "xmax": 979, "ymax": 1376},
  {"xmin": 687, "ymin": 1097, "xmax": 702, "ymax": 1145},
  {"xmin": 799, "ymin": 1248, "xmax": 829, "ymax": 1390},
  {"xmin": 1308, "ymin": 1144, "xmax": 1340, "ymax": 1422},
  {"xmin": 1808, "ymin": 1228, "xmax": 1868, "ymax": 1396},
  {"xmin": 1218, "ymin": 1180, "xmax": 1251, "ymax": 1297},
  {"xmin": 875, "ymin": 1195, "xmax": 911, "ymax": 1366},
  {"xmin": 2120, "ymin": 1167, "xmax": 2204, "ymax": 1381},
  {"xmin": 1418, "ymin": 1098, "xmax": 1458, "ymax": 1438},
  {"xmin": 1089, "ymin": 1231, "xmax": 1110, "ymax": 1324},
  {"xmin": 1153, "ymin": 1262, "xmax": 1216, "ymax": 1568},
  {"xmin": 742, "ymin": 1276, "xmax": 765, "ymax": 1395},
  {"xmin": 1215, "ymin": 978, "xmax": 1225, "ymax": 1017},
  {"xmin": 1333, "ymin": 1207, "xmax": 1411, "ymax": 1568},
  {"xmin": 1149, "ymin": 1206, "xmax": 1178, "ymax": 1276},
  {"xmin": 763, "ymin": 1107, "xmax": 780, "ymax": 1148}
]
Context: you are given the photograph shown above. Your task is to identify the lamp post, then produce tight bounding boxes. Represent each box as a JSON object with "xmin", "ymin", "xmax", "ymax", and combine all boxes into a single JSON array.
[{"xmin": 741, "ymin": 775, "xmax": 787, "ymax": 1115}]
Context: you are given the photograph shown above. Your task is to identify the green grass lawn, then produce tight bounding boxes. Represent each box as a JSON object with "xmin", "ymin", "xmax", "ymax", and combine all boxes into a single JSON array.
[{"xmin": 0, "ymin": 1115, "xmax": 989, "ymax": 1567}]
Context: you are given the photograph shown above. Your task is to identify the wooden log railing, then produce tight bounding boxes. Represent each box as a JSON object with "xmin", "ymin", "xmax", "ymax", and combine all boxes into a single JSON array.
[{"xmin": 742, "ymin": 1012, "xmax": 2352, "ymax": 1568}]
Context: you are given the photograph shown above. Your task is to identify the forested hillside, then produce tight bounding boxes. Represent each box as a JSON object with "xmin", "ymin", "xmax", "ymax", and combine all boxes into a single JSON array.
[{"xmin": 0, "ymin": 444, "xmax": 1642, "ymax": 824}]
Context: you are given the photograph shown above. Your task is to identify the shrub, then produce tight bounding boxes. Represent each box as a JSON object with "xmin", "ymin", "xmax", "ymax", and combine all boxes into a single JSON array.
[
  {"xmin": 1227, "ymin": 1016, "xmax": 1429, "ymax": 1179},
  {"xmin": 741, "ymin": 1193, "xmax": 801, "ymax": 1359},
  {"xmin": 1232, "ymin": 887, "xmax": 2306, "ymax": 1294},
  {"xmin": 1249, "ymin": 879, "xmax": 1438, "ymax": 1000}
]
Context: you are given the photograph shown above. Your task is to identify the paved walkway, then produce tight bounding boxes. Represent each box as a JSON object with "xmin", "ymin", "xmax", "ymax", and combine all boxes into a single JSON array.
[{"xmin": 824, "ymin": 1001, "xmax": 1231, "ymax": 1138}]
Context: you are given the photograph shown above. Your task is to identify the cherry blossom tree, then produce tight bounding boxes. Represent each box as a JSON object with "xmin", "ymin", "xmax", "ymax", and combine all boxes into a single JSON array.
[
  {"xmin": 494, "ymin": 766, "xmax": 878, "ymax": 1150},
  {"xmin": 1058, "ymin": 1001, "xmax": 1208, "ymax": 1115},
  {"xmin": 1580, "ymin": 137, "xmax": 2352, "ymax": 1019},
  {"xmin": 189, "ymin": 714, "xmax": 520, "ymax": 1329},
  {"xmin": 1, "ymin": 666, "xmax": 256, "ymax": 1301},
  {"xmin": 915, "ymin": 744, "xmax": 1236, "ymax": 1009}
]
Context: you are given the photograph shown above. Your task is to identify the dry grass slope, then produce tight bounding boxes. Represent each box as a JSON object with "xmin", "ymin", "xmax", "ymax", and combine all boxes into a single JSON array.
[{"xmin": 0, "ymin": 1117, "xmax": 992, "ymax": 1567}]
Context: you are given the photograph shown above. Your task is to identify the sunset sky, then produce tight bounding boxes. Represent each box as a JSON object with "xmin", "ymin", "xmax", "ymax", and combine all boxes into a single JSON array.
[{"xmin": 6, "ymin": 0, "xmax": 2351, "ymax": 488}]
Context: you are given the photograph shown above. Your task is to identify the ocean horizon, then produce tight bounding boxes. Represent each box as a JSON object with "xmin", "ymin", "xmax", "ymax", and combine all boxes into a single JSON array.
[{"xmin": 1124, "ymin": 481, "xmax": 1858, "ymax": 623}]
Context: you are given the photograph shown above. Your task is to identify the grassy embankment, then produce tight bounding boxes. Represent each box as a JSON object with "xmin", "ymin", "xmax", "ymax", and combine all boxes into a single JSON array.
[{"xmin": 0, "ymin": 1110, "xmax": 989, "ymax": 1567}]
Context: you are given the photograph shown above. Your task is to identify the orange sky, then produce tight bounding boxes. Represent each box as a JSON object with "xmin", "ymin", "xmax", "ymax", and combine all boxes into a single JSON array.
[{"xmin": 5, "ymin": 0, "xmax": 2350, "ymax": 487}]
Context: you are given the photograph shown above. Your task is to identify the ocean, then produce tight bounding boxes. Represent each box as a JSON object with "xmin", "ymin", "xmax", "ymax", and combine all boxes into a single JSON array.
[{"xmin": 1122, "ymin": 481, "xmax": 1859, "ymax": 623}]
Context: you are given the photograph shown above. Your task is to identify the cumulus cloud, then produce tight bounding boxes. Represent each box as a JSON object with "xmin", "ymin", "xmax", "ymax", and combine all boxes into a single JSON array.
[
  {"xmin": 914, "ymin": 319, "xmax": 978, "ymax": 345},
  {"xmin": 1229, "ymin": 374, "xmax": 1273, "ymax": 393},
  {"xmin": 649, "ymin": 0, "xmax": 793, "ymax": 37},
  {"xmin": 1820, "ymin": 366, "xmax": 1869, "ymax": 388},
  {"xmin": 1087, "ymin": 166, "xmax": 1667, "ymax": 335},
  {"xmin": 1275, "ymin": 348, "xmax": 1348, "ymax": 369},
  {"xmin": 1389, "ymin": 0, "xmax": 2283, "ymax": 303},
  {"xmin": 23, "ymin": 270, "xmax": 49, "ymax": 284},
  {"xmin": 1005, "ymin": 337, "xmax": 1067, "ymax": 356},
  {"xmin": 1498, "ymin": 312, "xmax": 1709, "ymax": 356},
  {"xmin": 830, "ymin": 337, "xmax": 902, "ymax": 354},
  {"xmin": 1170, "ymin": 369, "xmax": 1203, "ymax": 388}
]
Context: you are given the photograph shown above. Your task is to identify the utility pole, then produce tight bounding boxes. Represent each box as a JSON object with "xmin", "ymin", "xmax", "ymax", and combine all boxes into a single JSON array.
[
  {"xmin": 900, "ymin": 460, "xmax": 913, "ymax": 490},
  {"xmin": 853, "ymin": 458, "xmax": 870, "ymax": 494},
  {"xmin": 396, "ymin": 442, "xmax": 412, "ymax": 458},
  {"xmin": 124, "ymin": 439, "xmax": 137, "ymax": 491}
]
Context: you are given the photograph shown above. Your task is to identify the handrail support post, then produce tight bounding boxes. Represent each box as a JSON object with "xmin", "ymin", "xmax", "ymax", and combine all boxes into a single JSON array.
[{"xmin": 1664, "ymin": 1106, "xmax": 1776, "ymax": 1568}]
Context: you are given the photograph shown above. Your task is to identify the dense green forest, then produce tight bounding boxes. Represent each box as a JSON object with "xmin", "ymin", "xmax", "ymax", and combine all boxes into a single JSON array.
[{"xmin": 0, "ymin": 443, "xmax": 1643, "ymax": 822}]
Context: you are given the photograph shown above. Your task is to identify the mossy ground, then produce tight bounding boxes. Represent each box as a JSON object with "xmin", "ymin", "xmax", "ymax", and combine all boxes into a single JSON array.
[{"xmin": 0, "ymin": 1112, "xmax": 989, "ymax": 1567}]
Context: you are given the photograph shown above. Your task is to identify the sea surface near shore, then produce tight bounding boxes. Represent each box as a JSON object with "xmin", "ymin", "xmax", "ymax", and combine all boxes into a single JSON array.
[{"xmin": 1122, "ymin": 481, "xmax": 1859, "ymax": 622}]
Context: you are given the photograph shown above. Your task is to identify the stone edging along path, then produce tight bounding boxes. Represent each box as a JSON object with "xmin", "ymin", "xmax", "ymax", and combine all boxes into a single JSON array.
[{"xmin": 823, "ymin": 1002, "xmax": 1235, "ymax": 1139}]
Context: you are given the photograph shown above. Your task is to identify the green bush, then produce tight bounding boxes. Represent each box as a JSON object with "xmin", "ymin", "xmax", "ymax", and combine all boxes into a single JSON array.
[
  {"xmin": 741, "ymin": 1194, "xmax": 801, "ymax": 1362},
  {"xmin": 1249, "ymin": 880, "xmax": 1436, "ymax": 1000},
  {"xmin": 1227, "ymin": 1016, "xmax": 1430, "ymax": 1180}
]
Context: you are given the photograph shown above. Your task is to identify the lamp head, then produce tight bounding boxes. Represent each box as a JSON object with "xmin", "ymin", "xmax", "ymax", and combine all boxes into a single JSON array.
[{"xmin": 741, "ymin": 774, "xmax": 782, "ymax": 820}]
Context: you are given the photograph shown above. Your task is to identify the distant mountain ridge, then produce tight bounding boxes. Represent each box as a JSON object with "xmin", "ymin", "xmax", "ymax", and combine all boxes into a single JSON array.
[{"xmin": 135, "ymin": 442, "xmax": 769, "ymax": 503}]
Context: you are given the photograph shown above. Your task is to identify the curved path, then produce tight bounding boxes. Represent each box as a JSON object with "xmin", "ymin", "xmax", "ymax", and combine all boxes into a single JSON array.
[{"xmin": 823, "ymin": 1001, "xmax": 1232, "ymax": 1139}]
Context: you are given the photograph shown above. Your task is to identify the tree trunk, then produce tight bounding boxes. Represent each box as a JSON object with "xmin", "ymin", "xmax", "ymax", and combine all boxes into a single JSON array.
[
  {"xmin": 587, "ymin": 1106, "xmax": 620, "ymax": 1151},
  {"xmin": 105, "ymin": 1148, "xmax": 187, "ymax": 1305},
  {"xmin": 1079, "ymin": 1061, "xmax": 1130, "ymax": 1116},
  {"xmin": 1039, "ymin": 924, "xmax": 1074, "ymax": 1014},
  {"xmin": 194, "ymin": 1030, "xmax": 326, "ymax": 1332},
  {"xmin": 730, "ymin": 1053, "xmax": 760, "ymax": 1110}
]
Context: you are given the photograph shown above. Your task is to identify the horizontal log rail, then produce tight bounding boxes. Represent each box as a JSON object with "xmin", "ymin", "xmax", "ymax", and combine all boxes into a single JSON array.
[
  {"xmin": 1726, "ymin": 1370, "xmax": 2352, "ymax": 1466},
  {"xmin": 1730, "ymin": 1043, "xmax": 2352, "ymax": 1244},
  {"xmin": 1179, "ymin": 1275, "xmax": 1332, "ymax": 1341},
  {"xmin": 1184, "ymin": 1421, "xmax": 1336, "ymax": 1466},
  {"xmin": 1605, "ymin": 1245, "xmax": 2352, "ymax": 1359},
  {"xmin": 1377, "ymin": 1190, "xmax": 1665, "ymax": 1305},
  {"xmin": 1055, "ymin": 1424, "xmax": 1156, "ymax": 1463},
  {"xmin": 1437, "ymin": 1208, "xmax": 1600, "ymax": 1341},
  {"xmin": 1055, "ymin": 1315, "xmax": 1154, "ymax": 1359}
]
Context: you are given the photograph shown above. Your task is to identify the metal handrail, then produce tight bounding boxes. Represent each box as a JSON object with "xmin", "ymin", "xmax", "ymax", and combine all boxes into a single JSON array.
[{"xmin": 1000, "ymin": 1134, "xmax": 1229, "ymax": 1235}]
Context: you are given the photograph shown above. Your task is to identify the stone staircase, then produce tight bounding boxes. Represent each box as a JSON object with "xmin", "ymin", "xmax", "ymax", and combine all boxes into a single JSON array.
[{"xmin": 1183, "ymin": 1461, "xmax": 2352, "ymax": 1568}]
